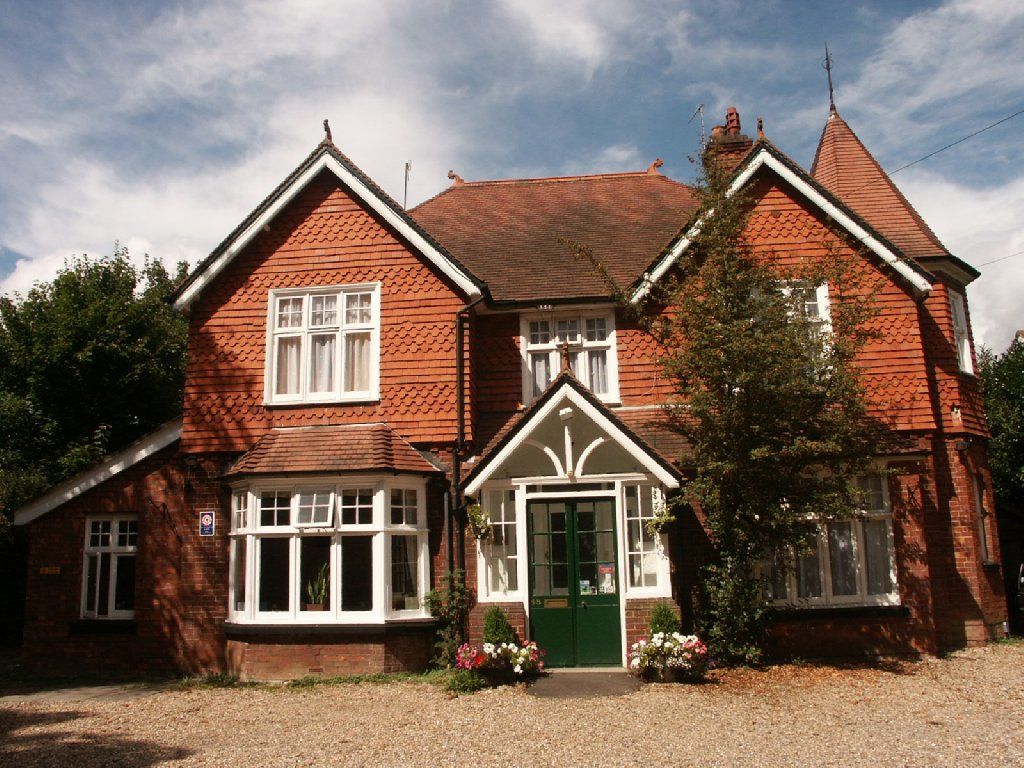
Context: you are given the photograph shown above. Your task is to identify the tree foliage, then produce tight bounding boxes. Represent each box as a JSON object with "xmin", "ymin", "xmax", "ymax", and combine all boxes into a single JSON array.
[
  {"xmin": 572, "ymin": 151, "xmax": 886, "ymax": 664},
  {"xmin": 0, "ymin": 246, "xmax": 189, "ymax": 515},
  {"xmin": 979, "ymin": 339, "xmax": 1024, "ymax": 508}
]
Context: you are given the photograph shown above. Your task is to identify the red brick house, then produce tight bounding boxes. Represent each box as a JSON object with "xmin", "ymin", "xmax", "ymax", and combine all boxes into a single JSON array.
[{"xmin": 13, "ymin": 107, "xmax": 1007, "ymax": 679}]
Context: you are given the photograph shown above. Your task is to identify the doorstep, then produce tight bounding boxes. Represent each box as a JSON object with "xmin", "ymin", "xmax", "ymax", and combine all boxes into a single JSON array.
[{"xmin": 527, "ymin": 669, "xmax": 640, "ymax": 699}]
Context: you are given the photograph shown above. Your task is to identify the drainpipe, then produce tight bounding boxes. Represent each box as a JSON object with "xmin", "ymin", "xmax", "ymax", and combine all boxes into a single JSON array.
[{"xmin": 452, "ymin": 296, "xmax": 485, "ymax": 576}]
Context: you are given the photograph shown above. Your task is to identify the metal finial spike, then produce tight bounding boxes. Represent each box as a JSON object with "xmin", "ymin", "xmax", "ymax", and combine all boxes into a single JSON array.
[
  {"xmin": 824, "ymin": 45, "xmax": 836, "ymax": 113},
  {"xmin": 323, "ymin": 119, "xmax": 333, "ymax": 143}
]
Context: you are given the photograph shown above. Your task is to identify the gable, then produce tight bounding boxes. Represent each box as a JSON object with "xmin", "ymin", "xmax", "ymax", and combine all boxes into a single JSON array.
[
  {"xmin": 463, "ymin": 374, "xmax": 681, "ymax": 496},
  {"xmin": 630, "ymin": 144, "xmax": 934, "ymax": 303},
  {"xmin": 170, "ymin": 143, "xmax": 483, "ymax": 310}
]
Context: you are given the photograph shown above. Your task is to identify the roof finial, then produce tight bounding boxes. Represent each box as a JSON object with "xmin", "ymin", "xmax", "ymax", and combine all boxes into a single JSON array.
[
  {"xmin": 323, "ymin": 118, "xmax": 333, "ymax": 144},
  {"xmin": 447, "ymin": 169, "xmax": 464, "ymax": 185},
  {"xmin": 646, "ymin": 158, "xmax": 664, "ymax": 174},
  {"xmin": 823, "ymin": 45, "xmax": 836, "ymax": 113},
  {"xmin": 757, "ymin": 116, "xmax": 764, "ymax": 140},
  {"xmin": 560, "ymin": 341, "xmax": 572, "ymax": 374}
]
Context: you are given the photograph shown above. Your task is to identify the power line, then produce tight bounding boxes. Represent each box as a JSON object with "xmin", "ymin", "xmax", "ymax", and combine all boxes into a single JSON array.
[
  {"xmin": 976, "ymin": 249, "xmax": 1024, "ymax": 268},
  {"xmin": 887, "ymin": 107, "xmax": 1024, "ymax": 178}
]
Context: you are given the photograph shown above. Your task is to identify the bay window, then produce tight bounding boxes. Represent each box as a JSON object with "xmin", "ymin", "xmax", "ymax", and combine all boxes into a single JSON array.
[
  {"xmin": 82, "ymin": 516, "xmax": 138, "ymax": 619},
  {"xmin": 521, "ymin": 311, "xmax": 618, "ymax": 403},
  {"xmin": 266, "ymin": 284, "xmax": 380, "ymax": 404},
  {"xmin": 766, "ymin": 474, "xmax": 898, "ymax": 607},
  {"xmin": 228, "ymin": 478, "xmax": 429, "ymax": 623}
]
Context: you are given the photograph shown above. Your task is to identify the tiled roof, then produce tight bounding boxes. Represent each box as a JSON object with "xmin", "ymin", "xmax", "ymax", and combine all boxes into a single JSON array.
[
  {"xmin": 225, "ymin": 423, "xmax": 442, "ymax": 477},
  {"xmin": 411, "ymin": 171, "xmax": 698, "ymax": 303},
  {"xmin": 810, "ymin": 110, "xmax": 951, "ymax": 262}
]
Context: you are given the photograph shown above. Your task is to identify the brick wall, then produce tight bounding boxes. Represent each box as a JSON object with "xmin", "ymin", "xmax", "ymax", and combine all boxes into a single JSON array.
[
  {"xmin": 467, "ymin": 602, "xmax": 527, "ymax": 645},
  {"xmin": 226, "ymin": 627, "xmax": 433, "ymax": 681},
  {"xmin": 22, "ymin": 445, "xmax": 232, "ymax": 676}
]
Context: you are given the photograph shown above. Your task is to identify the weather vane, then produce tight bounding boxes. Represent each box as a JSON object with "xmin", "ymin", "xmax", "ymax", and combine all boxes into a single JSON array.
[{"xmin": 823, "ymin": 45, "xmax": 836, "ymax": 113}]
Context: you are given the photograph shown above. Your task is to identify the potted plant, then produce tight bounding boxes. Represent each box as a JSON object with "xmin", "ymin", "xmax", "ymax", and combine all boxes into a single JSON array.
[
  {"xmin": 628, "ymin": 632, "xmax": 710, "ymax": 683},
  {"xmin": 465, "ymin": 503, "xmax": 491, "ymax": 540},
  {"xmin": 305, "ymin": 562, "xmax": 329, "ymax": 611},
  {"xmin": 646, "ymin": 495, "xmax": 676, "ymax": 537}
]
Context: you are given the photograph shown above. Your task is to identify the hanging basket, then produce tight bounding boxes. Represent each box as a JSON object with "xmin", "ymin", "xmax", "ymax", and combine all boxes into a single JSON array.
[{"xmin": 466, "ymin": 503, "xmax": 491, "ymax": 540}]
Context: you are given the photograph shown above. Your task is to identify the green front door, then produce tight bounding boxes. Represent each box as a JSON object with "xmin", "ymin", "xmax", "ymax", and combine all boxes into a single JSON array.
[{"xmin": 528, "ymin": 499, "xmax": 621, "ymax": 666}]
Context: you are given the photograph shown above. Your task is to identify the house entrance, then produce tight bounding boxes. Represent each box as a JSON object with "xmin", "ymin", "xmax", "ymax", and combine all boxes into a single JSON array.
[{"xmin": 527, "ymin": 499, "xmax": 621, "ymax": 666}]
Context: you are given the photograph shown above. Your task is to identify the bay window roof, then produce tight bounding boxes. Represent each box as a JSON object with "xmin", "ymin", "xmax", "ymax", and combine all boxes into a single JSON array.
[{"xmin": 225, "ymin": 423, "xmax": 443, "ymax": 478}]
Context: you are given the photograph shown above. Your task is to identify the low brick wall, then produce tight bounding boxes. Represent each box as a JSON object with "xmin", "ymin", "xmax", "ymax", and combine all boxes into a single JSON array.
[
  {"xmin": 624, "ymin": 597, "xmax": 680, "ymax": 651},
  {"xmin": 226, "ymin": 626, "xmax": 434, "ymax": 681},
  {"xmin": 468, "ymin": 602, "xmax": 527, "ymax": 644}
]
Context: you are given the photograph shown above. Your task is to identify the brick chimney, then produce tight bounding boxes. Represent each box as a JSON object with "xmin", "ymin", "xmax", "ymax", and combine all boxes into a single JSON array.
[{"xmin": 706, "ymin": 106, "xmax": 754, "ymax": 174}]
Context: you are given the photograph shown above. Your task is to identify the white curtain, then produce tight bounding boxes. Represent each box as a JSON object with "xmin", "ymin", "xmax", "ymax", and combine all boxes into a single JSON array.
[
  {"xmin": 589, "ymin": 350, "xmax": 607, "ymax": 393},
  {"xmin": 310, "ymin": 335, "xmax": 335, "ymax": 393},
  {"xmin": 275, "ymin": 337, "xmax": 301, "ymax": 395},
  {"xmin": 863, "ymin": 519, "xmax": 893, "ymax": 595},
  {"xmin": 828, "ymin": 522, "xmax": 858, "ymax": 596},
  {"xmin": 344, "ymin": 332, "xmax": 370, "ymax": 392},
  {"xmin": 531, "ymin": 352, "xmax": 550, "ymax": 397}
]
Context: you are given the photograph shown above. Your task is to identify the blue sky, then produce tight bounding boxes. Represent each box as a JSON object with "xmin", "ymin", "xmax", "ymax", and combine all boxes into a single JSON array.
[{"xmin": 2, "ymin": 0, "xmax": 1022, "ymax": 348}]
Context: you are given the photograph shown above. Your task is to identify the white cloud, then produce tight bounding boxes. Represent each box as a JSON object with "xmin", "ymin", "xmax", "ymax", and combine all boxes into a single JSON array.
[{"xmin": 901, "ymin": 169, "xmax": 1024, "ymax": 351}]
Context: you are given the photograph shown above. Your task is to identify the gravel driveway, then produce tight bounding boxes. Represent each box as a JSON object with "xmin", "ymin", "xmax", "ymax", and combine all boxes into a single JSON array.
[{"xmin": 2, "ymin": 643, "xmax": 1022, "ymax": 767}]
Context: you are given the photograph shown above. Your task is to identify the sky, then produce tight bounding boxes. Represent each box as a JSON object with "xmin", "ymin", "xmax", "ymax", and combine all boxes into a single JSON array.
[{"xmin": 1, "ymin": 0, "xmax": 1022, "ymax": 350}]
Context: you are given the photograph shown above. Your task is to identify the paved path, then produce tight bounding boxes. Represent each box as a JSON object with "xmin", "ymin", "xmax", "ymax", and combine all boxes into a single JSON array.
[
  {"xmin": 527, "ymin": 668, "xmax": 640, "ymax": 698},
  {"xmin": 0, "ymin": 681, "xmax": 175, "ymax": 703}
]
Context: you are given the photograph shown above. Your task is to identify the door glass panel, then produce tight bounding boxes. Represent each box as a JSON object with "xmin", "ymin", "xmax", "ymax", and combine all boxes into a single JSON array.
[{"xmin": 551, "ymin": 564, "xmax": 569, "ymax": 594}]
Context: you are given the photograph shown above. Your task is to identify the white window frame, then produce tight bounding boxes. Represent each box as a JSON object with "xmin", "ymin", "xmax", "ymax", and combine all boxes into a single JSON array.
[
  {"xmin": 264, "ymin": 283, "xmax": 381, "ymax": 405},
  {"xmin": 228, "ymin": 476, "xmax": 429, "ymax": 625},
  {"xmin": 81, "ymin": 514, "xmax": 138, "ymax": 620},
  {"xmin": 477, "ymin": 487, "xmax": 524, "ymax": 600},
  {"xmin": 768, "ymin": 474, "xmax": 899, "ymax": 608},
  {"xmin": 622, "ymin": 484, "xmax": 672, "ymax": 597},
  {"xmin": 781, "ymin": 281, "xmax": 832, "ymax": 356},
  {"xmin": 520, "ymin": 308, "xmax": 620, "ymax": 405},
  {"xmin": 948, "ymin": 289, "xmax": 974, "ymax": 375}
]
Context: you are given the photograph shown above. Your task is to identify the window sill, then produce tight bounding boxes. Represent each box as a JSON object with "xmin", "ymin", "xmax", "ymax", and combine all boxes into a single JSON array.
[
  {"xmin": 768, "ymin": 605, "xmax": 909, "ymax": 621},
  {"xmin": 263, "ymin": 396, "xmax": 381, "ymax": 409},
  {"xmin": 69, "ymin": 619, "xmax": 138, "ymax": 636},
  {"xmin": 982, "ymin": 561, "xmax": 1002, "ymax": 571},
  {"xmin": 223, "ymin": 617, "xmax": 435, "ymax": 637}
]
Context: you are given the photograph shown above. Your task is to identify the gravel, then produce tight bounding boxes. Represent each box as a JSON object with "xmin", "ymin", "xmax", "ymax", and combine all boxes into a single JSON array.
[{"xmin": 2, "ymin": 643, "xmax": 1022, "ymax": 767}]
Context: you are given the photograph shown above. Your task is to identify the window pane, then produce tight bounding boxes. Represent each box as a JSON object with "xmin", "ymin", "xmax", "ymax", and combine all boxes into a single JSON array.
[
  {"xmin": 277, "ymin": 297, "xmax": 304, "ymax": 328},
  {"xmin": 341, "ymin": 488, "xmax": 373, "ymax": 525},
  {"xmin": 85, "ymin": 553, "xmax": 99, "ymax": 614},
  {"xmin": 300, "ymin": 536, "xmax": 332, "ymax": 612},
  {"xmin": 114, "ymin": 555, "xmax": 136, "ymax": 611},
  {"xmin": 864, "ymin": 519, "xmax": 894, "ymax": 595},
  {"xmin": 311, "ymin": 295, "xmax": 337, "ymax": 326},
  {"xmin": 309, "ymin": 334, "xmax": 336, "ymax": 393},
  {"xmin": 796, "ymin": 538, "xmax": 822, "ymax": 599},
  {"xmin": 260, "ymin": 491, "xmax": 291, "ymax": 526},
  {"xmin": 297, "ymin": 490, "xmax": 332, "ymax": 526},
  {"xmin": 97, "ymin": 551, "xmax": 111, "ymax": 616},
  {"xmin": 857, "ymin": 475, "xmax": 885, "ymax": 512},
  {"xmin": 529, "ymin": 321, "xmax": 550, "ymax": 345},
  {"xmin": 588, "ymin": 350, "xmax": 608, "ymax": 394},
  {"xmin": 390, "ymin": 489, "xmax": 417, "ymax": 526},
  {"xmin": 341, "ymin": 536, "xmax": 373, "ymax": 611},
  {"xmin": 258, "ymin": 537, "xmax": 290, "ymax": 612},
  {"xmin": 117, "ymin": 520, "xmax": 138, "ymax": 548},
  {"xmin": 531, "ymin": 352, "xmax": 551, "ymax": 397},
  {"xmin": 556, "ymin": 319, "xmax": 579, "ymax": 343},
  {"xmin": 232, "ymin": 492, "xmax": 247, "ymax": 531},
  {"xmin": 232, "ymin": 538, "xmax": 247, "ymax": 612},
  {"xmin": 275, "ymin": 337, "xmax": 301, "ymax": 395},
  {"xmin": 344, "ymin": 332, "xmax": 371, "ymax": 392},
  {"xmin": 585, "ymin": 317, "xmax": 607, "ymax": 342},
  {"xmin": 828, "ymin": 522, "xmax": 859, "ymax": 597},
  {"xmin": 345, "ymin": 292, "xmax": 372, "ymax": 325},
  {"xmin": 391, "ymin": 535, "xmax": 420, "ymax": 611}
]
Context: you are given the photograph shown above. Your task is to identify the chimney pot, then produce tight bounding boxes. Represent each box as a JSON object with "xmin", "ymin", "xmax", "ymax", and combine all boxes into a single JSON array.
[{"xmin": 725, "ymin": 107, "xmax": 741, "ymax": 135}]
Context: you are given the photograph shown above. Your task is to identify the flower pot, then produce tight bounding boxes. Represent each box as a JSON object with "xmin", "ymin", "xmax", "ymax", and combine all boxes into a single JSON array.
[
  {"xmin": 480, "ymin": 668, "xmax": 516, "ymax": 686},
  {"xmin": 304, "ymin": 604, "xmax": 326, "ymax": 612}
]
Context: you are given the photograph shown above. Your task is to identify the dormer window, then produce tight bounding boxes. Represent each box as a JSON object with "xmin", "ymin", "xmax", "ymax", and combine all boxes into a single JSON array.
[
  {"xmin": 265, "ymin": 284, "xmax": 380, "ymax": 404},
  {"xmin": 521, "ymin": 310, "xmax": 619, "ymax": 404}
]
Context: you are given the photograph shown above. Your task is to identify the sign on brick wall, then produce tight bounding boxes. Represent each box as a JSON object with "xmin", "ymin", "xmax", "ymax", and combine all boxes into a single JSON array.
[{"xmin": 199, "ymin": 510, "xmax": 215, "ymax": 537}]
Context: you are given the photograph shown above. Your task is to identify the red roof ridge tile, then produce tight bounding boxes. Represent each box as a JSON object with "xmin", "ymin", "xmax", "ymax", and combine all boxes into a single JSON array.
[{"xmin": 420, "ymin": 169, "xmax": 690, "ymax": 194}]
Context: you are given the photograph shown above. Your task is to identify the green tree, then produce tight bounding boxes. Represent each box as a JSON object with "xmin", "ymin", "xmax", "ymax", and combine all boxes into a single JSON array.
[
  {"xmin": 0, "ymin": 245, "xmax": 188, "ymax": 511},
  {"xmin": 573, "ymin": 151, "xmax": 884, "ymax": 664},
  {"xmin": 979, "ymin": 339, "xmax": 1024, "ymax": 508}
]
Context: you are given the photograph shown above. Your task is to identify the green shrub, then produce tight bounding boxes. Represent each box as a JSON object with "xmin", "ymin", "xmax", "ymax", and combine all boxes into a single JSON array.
[
  {"xmin": 482, "ymin": 606, "xmax": 517, "ymax": 645},
  {"xmin": 444, "ymin": 669, "xmax": 487, "ymax": 695},
  {"xmin": 648, "ymin": 602, "xmax": 680, "ymax": 636},
  {"xmin": 425, "ymin": 569, "xmax": 474, "ymax": 667}
]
